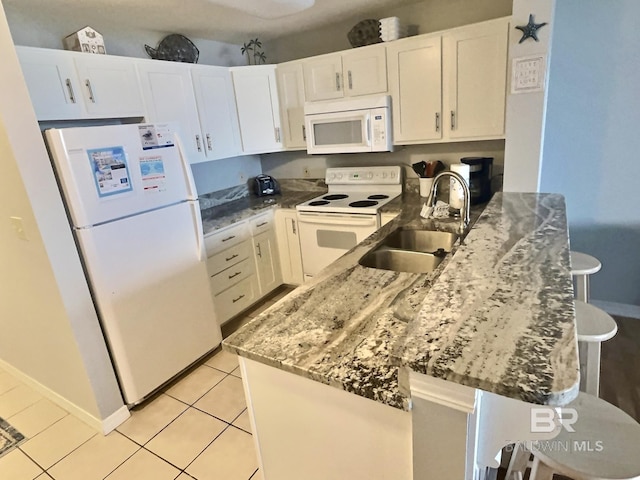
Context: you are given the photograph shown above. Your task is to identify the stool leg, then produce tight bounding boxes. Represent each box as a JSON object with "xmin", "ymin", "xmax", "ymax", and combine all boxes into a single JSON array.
[
  {"xmin": 584, "ymin": 341, "xmax": 602, "ymax": 396},
  {"xmin": 505, "ymin": 444, "xmax": 529, "ymax": 480},
  {"xmin": 529, "ymin": 456, "xmax": 554, "ymax": 480},
  {"xmin": 575, "ymin": 274, "xmax": 589, "ymax": 302}
]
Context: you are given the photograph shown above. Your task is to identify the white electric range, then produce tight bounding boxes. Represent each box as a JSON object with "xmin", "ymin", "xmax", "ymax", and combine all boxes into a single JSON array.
[{"xmin": 296, "ymin": 166, "xmax": 402, "ymax": 281}]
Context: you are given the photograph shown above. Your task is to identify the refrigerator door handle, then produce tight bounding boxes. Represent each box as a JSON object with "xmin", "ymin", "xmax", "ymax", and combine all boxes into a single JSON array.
[
  {"xmin": 188, "ymin": 201, "xmax": 206, "ymax": 262},
  {"xmin": 174, "ymin": 135, "xmax": 199, "ymax": 201}
]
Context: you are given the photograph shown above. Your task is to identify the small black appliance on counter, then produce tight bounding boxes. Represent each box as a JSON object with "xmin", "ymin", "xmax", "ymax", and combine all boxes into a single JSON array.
[
  {"xmin": 460, "ymin": 157, "xmax": 493, "ymax": 205},
  {"xmin": 253, "ymin": 174, "xmax": 280, "ymax": 196}
]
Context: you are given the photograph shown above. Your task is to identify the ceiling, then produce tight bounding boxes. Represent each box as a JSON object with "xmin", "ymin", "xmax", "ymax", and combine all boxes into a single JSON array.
[{"xmin": 2, "ymin": 0, "xmax": 424, "ymax": 45}]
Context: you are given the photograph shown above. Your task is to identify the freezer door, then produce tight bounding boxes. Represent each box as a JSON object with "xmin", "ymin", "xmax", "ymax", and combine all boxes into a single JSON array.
[
  {"xmin": 46, "ymin": 123, "xmax": 198, "ymax": 228},
  {"xmin": 75, "ymin": 201, "xmax": 221, "ymax": 404}
]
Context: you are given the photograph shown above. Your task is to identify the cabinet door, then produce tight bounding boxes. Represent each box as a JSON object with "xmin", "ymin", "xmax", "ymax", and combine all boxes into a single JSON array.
[
  {"xmin": 274, "ymin": 209, "xmax": 304, "ymax": 285},
  {"xmin": 74, "ymin": 54, "xmax": 144, "ymax": 118},
  {"xmin": 16, "ymin": 46, "xmax": 85, "ymax": 121},
  {"xmin": 276, "ymin": 61, "xmax": 307, "ymax": 150},
  {"xmin": 136, "ymin": 60, "xmax": 206, "ymax": 163},
  {"xmin": 387, "ymin": 35, "xmax": 442, "ymax": 144},
  {"xmin": 191, "ymin": 65, "xmax": 242, "ymax": 161},
  {"xmin": 443, "ymin": 18, "xmax": 509, "ymax": 140},
  {"xmin": 303, "ymin": 53, "xmax": 343, "ymax": 101},
  {"xmin": 253, "ymin": 229, "xmax": 282, "ymax": 296},
  {"xmin": 342, "ymin": 44, "xmax": 388, "ymax": 97},
  {"xmin": 231, "ymin": 65, "xmax": 283, "ymax": 154}
]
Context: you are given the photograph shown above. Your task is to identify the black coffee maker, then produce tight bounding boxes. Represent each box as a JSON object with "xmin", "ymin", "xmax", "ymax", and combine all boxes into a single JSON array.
[{"xmin": 461, "ymin": 157, "xmax": 493, "ymax": 205}]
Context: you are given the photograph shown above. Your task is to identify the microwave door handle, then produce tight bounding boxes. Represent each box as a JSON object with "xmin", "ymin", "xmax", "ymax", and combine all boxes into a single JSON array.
[{"xmin": 365, "ymin": 115, "xmax": 371, "ymax": 146}]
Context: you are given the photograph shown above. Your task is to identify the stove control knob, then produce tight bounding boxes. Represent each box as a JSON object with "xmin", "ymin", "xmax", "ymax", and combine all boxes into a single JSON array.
[
  {"xmin": 367, "ymin": 172, "xmax": 374, "ymax": 179},
  {"xmin": 382, "ymin": 172, "xmax": 388, "ymax": 179},
  {"xmin": 329, "ymin": 173, "xmax": 336, "ymax": 181},
  {"xmin": 336, "ymin": 173, "xmax": 343, "ymax": 180}
]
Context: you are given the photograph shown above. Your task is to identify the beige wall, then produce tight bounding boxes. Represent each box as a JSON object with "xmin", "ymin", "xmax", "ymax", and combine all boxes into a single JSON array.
[
  {"xmin": 267, "ymin": 0, "xmax": 512, "ymax": 62},
  {"xmin": 0, "ymin": 1, "xmax": 124, "ymax": 424}
]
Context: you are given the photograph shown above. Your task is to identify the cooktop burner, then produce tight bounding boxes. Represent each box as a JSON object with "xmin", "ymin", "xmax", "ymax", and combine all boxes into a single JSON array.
[
  {"xmin": 368, "ymin": 194, "xmax": 389, "ymax": 200},
  {"xmin": 349, "ymin": 200, "xmax": 378, "ymax": 208},
  {"xmin": 309, "ymin": 200, "xmax": 331, "ymax": 206},
  {"xmin": 323, "ymin": 194, "xmax": 349, "ymax": 200}
]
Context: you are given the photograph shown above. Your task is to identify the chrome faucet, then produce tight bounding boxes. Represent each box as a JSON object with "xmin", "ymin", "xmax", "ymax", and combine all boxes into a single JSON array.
[{"xmin": 425, "ymin": 171, "xmax": 470, "ymax": 236}]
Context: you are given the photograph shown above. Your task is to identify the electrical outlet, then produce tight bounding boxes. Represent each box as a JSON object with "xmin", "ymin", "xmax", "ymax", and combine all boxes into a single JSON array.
[
  {"xmin": 303, "ymin": 166, "xmax": 310, "ymax": 178},
  {"xmin": 10, "ymin": 216, "xmax": 28, "ymax": 241}
]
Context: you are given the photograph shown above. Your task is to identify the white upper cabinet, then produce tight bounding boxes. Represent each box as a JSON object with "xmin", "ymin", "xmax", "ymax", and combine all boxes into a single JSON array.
[
  {"xmin": 303, "ymin": 44, "xmax": 388, "ymax": 101},
  {"xmin": 443, "ymin": 17, "xmax": 509, "ymax": 140},
  {"xmin": 387, "ymin": 35, "xmax": 443, "ymax": 143},
  {"xmin": 190, "ymin": 65, "xmax": 241, "ymax": 161},
  {"xmin": 342, "ymin": 45, "xmax": 388, "ymax": 97},
  {"xmin": 231, "ymin": 65, "xmax": 284, "ymax": 154},
  {"xmin": 386, "ymin": 17, "xmax": 509, "ymax": 145},
  {"xmin": 137, "ymin": 60, "xmax": 241, "ymax": 163},
  {"xmin": 136, "ymin": 59, "xmax": 206, "ymax": 162},
  {"xmin": 73, "ymin": 54, "xmax": 144, "ymax": 118},
  {"xmin": 276, "ymin": 60, "xmax": 307, "ymax": 150},
  {"xmin": 16, "ymin": 46, "xmax": 85, "ymax": 120},
  {"xmin": 17, "ymin": 46, "xmax": 144, "ymax": 120}
]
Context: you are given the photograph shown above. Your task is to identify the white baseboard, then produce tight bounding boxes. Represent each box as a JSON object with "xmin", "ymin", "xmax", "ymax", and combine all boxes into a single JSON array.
[
  {"xmin": 0, "ymin": 359, "xmax": 129, "ymax": 434},
  {"xmin": 591, "ymin": 300, "xmax": 640, "ymax": 320}
]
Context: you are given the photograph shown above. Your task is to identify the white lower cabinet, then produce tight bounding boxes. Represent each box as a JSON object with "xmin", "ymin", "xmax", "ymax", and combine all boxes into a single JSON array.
[
  {"xmin": 205, "ymin": 210, "xmax": 282, "ymax": 324},
  {"xmin": 380, "ymin": 212, "xmax": 399, "ymax": 227},
  {"xmin": 275, "ymin": 209, "xmax": 304, "ymax": 285},
  {"xmin": 250, "ymin": 211, "xmax": 282, "ymax": 296}
]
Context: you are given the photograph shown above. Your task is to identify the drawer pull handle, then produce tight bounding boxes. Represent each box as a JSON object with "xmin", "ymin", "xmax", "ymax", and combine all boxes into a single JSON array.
[
  {"xmin": 85, "ymin": 79, "xmax": 95, "ymax": 103},
  {"xmin": 228, "ymin": 271, "xmax": 241, "ymax": 279},
  {"xmin": 291, "ymin": 218, "xmax": 297, "ymax": 235},
  {"xmin": 232, "ymin": 294, "xmax": 245, "ymax": 303},
  {"xmin": 225, "ymin": 253, "xmax": 239, "ymax": 262},
  {"xmin": 256, "ymin": 222, "xmax": 268, "ymax": 228},
  {"xmin": 451, "ymin": 110, "xmax": 456, "ymax": 130},
  {"xmin": 206, "ymin": 133, "xmax": 213, "ymax": 151},
  {"xmin": 222, "ymin": 235, "xmax": 235, "ymax": 242},
  {"xmin": 256, "ymin": 243, "xmax": 262, "ymax": 258},
  {"xmin": 435, "ymin": 112, "xmax": 440, "ymax": 132},
  {"xmin": 196, "ymin": 134, "xmax": 202, "ymax": 152},
  {"xmin": 335, "ymin": 72, "xmax": 341, "ymax": 91},
  {"xmin": 65, "ymin": 79, "xmax": 76, "ymax": 103}
]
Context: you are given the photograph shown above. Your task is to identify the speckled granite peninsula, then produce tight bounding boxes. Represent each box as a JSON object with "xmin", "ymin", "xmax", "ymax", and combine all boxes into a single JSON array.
[{"xmin": 223, "ymin": 192, "xmax": 579, "ymax": 410}]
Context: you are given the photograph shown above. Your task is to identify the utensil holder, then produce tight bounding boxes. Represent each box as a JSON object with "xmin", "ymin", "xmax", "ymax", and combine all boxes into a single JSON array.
[{"xmin": 419, "ymin": 178, "xmax": 434, "ymax": 197}]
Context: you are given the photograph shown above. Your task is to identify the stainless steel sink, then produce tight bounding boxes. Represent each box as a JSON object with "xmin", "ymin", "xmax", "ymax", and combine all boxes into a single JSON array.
[
  {"xmin": 359, "ymin": 248, "xmax": 444, "ymax": 273},
  {"xmin": 358, "ymin": 228, "xmax": 458, "ymax": 273},
  {"xmin": 381, "ymin": 228, "xmax": 458, "ymax": 253}
]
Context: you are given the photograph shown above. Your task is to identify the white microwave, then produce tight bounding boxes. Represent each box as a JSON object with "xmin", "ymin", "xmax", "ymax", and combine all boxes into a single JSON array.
[{"xmin": 304, "ymin": 95, "xmax": 393, "ymax": 154}]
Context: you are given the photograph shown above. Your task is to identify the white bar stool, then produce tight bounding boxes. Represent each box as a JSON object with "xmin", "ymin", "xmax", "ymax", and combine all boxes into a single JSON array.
[
  {"xmin": 526, "ymin": 392, "xmax": 640, "ymax": 480},
  {"xmin": 575, "ymin": 300, "xmax": 617, "ymax": 396},
  {"xmin": 570, "ymin": 251, "xmax": 601, "ymax": 302}
]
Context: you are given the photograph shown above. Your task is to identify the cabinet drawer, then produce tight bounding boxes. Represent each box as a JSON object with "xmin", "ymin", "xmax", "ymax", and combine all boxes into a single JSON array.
[
  {"xmin": 250, "ymin": 210, "xmax": 275, "ymax": 236},
  {"xmin": 214, "ymin": 276, "xmax": 259, "ymax": 324},
  {"xmin": 209, "ymin": 257, "xmax": 255, "ymax": 295},
  {"xmin": 204, "ymin": 221, "xmax": 250, "ymax": 256},
  {"xmin": 206, "ymin": 240, "xmax": 251, "ymax": 276}
]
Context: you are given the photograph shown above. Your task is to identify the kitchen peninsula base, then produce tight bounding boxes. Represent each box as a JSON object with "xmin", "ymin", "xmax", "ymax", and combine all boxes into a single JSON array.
[{"xmin": 240, "ymin": 358, "xmax": 412, "ymax": 480}]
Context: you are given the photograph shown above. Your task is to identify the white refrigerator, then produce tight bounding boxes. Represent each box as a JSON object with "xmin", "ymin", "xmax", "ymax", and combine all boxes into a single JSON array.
[{"xmin": 45, "ymin": 123, "xmax": 222, "ymax": 405}]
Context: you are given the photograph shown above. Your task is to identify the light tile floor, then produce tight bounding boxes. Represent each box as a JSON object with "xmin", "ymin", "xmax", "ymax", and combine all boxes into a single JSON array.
[{"xmin": 0, "ymin": 286, "xmax": 293, "ymax": 480}]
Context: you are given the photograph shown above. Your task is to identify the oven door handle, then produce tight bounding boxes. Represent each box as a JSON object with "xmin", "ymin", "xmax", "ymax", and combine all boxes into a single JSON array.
[{"xmin": 297, "ymin": 213, "xmax": 378, "ymax": 227}]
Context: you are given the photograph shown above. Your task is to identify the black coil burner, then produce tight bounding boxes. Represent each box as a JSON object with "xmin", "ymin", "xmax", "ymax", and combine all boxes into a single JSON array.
[
  {"xmin": 349, "ymin": 200, "xmax": 378, "ymax": 208},
  {"xmin": 322, "ymin": 194, "xmax": 349, "ymax": 200},
  {"xmin": 309, "ymin": 200, "xmax": 331, "ymax": 206},
  {"xmin": 368, "ymin": 194, "xmax": 389, "ymax": 200}
]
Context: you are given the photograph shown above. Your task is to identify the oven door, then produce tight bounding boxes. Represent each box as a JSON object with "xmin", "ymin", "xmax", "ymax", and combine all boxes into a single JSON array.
[{"xmin": 297, "ymin": 211, "xmax": 379, "ymax": 280}]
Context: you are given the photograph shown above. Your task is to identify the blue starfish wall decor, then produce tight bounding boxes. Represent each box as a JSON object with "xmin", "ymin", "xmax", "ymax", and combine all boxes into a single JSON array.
[{"xmin": 516, "ymin": 14, "xmax": 548, "ymax": 43}]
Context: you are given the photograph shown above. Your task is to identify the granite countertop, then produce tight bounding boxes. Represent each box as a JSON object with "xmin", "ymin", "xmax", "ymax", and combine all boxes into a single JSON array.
[
  {"xmin": 223, "ymin": 192, "xmax": 579, "ymax": 411},
  {"xmin": 200, "ymin": 188, "xmax": 323, "ymax": 236}
]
